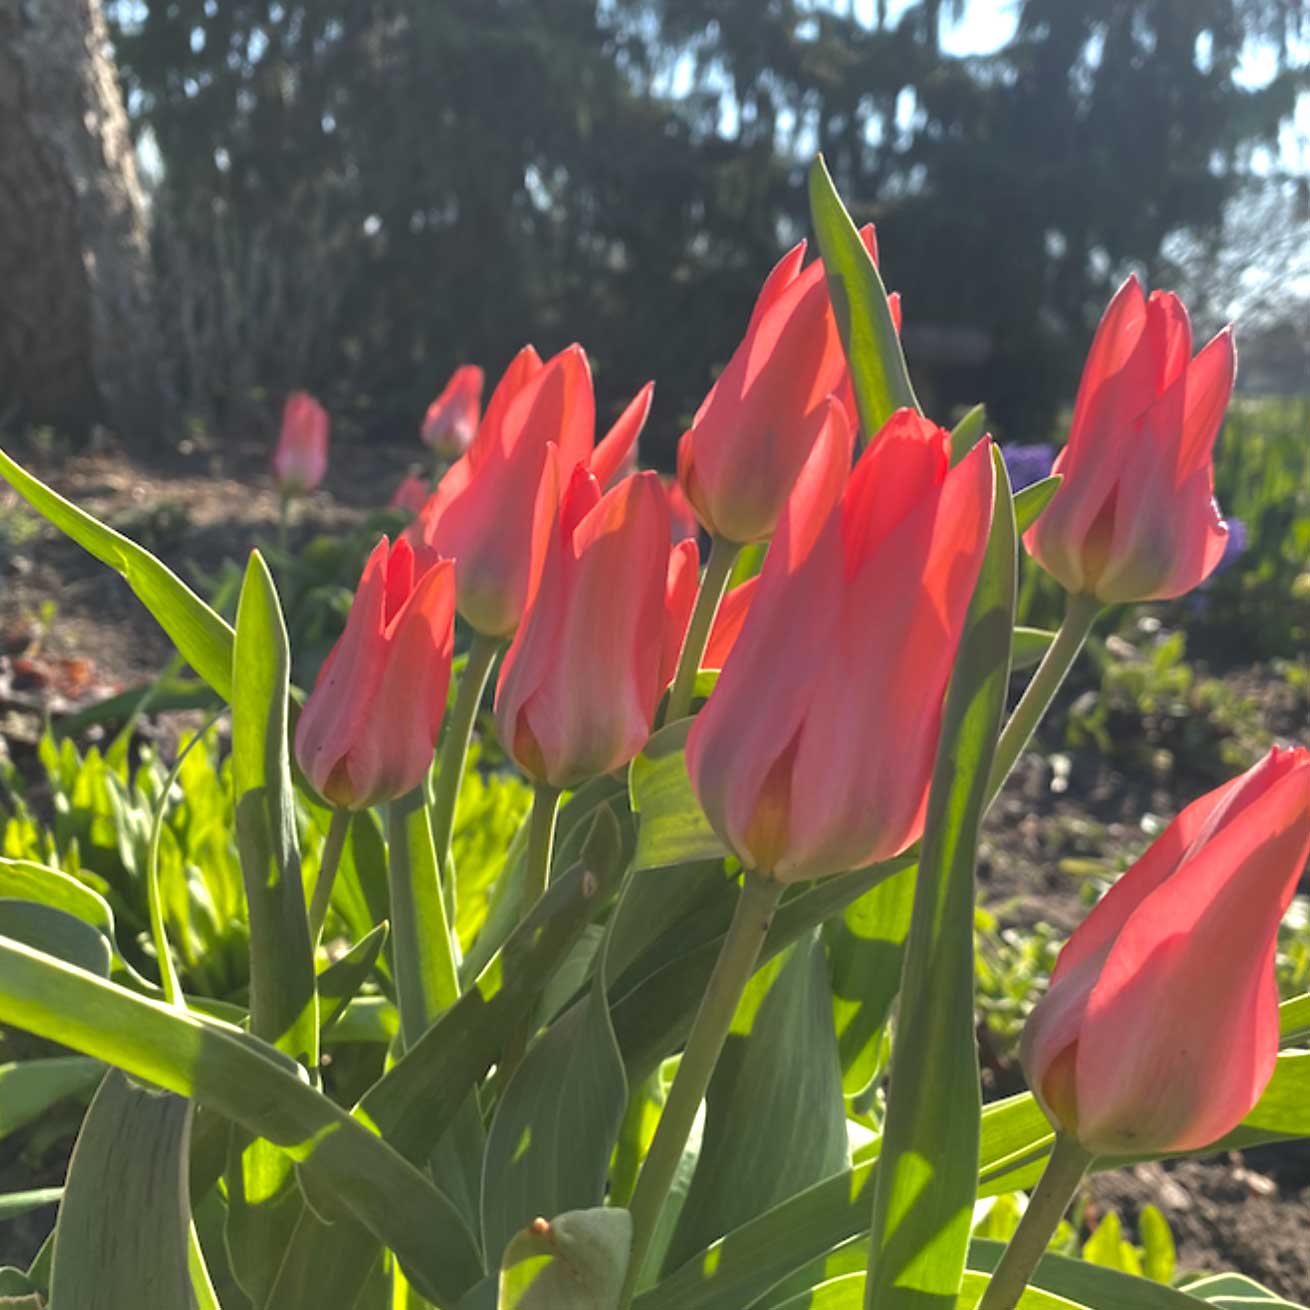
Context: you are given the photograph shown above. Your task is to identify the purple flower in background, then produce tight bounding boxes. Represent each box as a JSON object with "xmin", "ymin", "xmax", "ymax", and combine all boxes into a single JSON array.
[
  {"xmin": 1212, "ymin": 515, "xmax": 1248, "ymax": 577},
  {"xmin": 1001, "ymin": 442, "xmax": 1054, "ymax": 492}
]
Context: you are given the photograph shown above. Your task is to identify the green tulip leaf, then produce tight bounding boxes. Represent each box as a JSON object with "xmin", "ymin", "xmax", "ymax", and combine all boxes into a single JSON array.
[
  {"xmin": 664, "ymin": 928, "xmax": 848, "ymax": 1276},
  {"xmin": 0, "ymin": 447, "xmax": 235, "ymax": 698},
  {"xmin": 864, "ymin": 447, "xmax": 1016, "ymax": 1310},
  {"xmin": 0, "ymin": 901, "xmax": 111, "ymax": 979},
  {"xmin": 0, "ymin": 935, "xmax": 482, "ymax": 1305},
  {"xmin": 227, "ymin": 550, "xmax": 318, "ymax": 1305},
  {"xmin": 0, "ymin": 1057, "xmax": 102, "ymax": 1144},
  {"xmin": 317, "ymin": 920, "xmax": 389, "ymax": 1034},
  {"xmin": 0, "ymin": 1191, "xmax": 62, "ymax": 1222},
  {"xmin": 1183, "ymin": 1273, "xmax": 1304, "ymax": 1307},
  {"xmin": 1012, "ymin": 627, "xmax": 1057, "ymax": 673},
  {"xmin": 808, "ymin": 154, "xmax": 920, "ymax": 435},
  {"xmin": 47, "ymin": 1069, "xmax": 193, "ymax": 1310},
  {"xmin": 950, "ymin": 405, "xmax": 989, "ymax": 465},
  {"xmin": 1014, "ymin": 476, "xmax": 1062, "ymax": 534},
  {"xmin": 826, "ymin": 863, "xmax": 916, "ymax": 1096},
  {"xmin": 629, "ymin": 720, "xmax": 727, "ymax": 872}
]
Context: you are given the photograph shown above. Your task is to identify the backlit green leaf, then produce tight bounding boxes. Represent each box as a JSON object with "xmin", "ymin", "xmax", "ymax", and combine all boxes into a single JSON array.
[
  {"xmin": 0, "ymin": 447, "xmax": 234, "ymax": 697},
  {"xmin": 47, "ymin": 1070, "xmax": 192, "ymax": 1310},
  {"xmin": 808, "ymin": 154, "xmax": 920, "ymax": 434},
  {"xmin": 629, "ymin": 721, "xmax": 726, "ymax": 872},
  {"xmin": 864, "ymin": 448, "xmax": 1016, "ymax": 1309},
  {"xmin": 498, "ymin": 1207, "xmax": 632, "ymax": 1310}
]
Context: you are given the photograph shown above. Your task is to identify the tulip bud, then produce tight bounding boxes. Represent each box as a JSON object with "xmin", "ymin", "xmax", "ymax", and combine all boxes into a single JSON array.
[
  {"xmin": 1025, "ymin": 276, "xmax": 1237, "ymax": 603},
  {"xmin": 273, "ymin": 391, "xmax": 329, "ymax": 496},
  {"xmin": 663, "ymin": 476, "xmax": 700, "ymax": 545},
  {"xmin": 687, "ymin": 404, "xmax": 993, "ymax": 881},
  {"xmin": 421, "ymin": 365, "xmax": 484, "ymax": 459},
  {"xmin": 1021, "ymin": 746, "xmax": 1310, "ymax": 1156},
  {"xmin": 295, "ymin": 536, "xmax": 454, "ymax": 809},
  {"xmin": 495, "ymin": 468, "xmax": 671, "ymax": 789},
  {"xmin": 389, "ymin": 474, "xmax": 429, "ymax": 517},
  {"xmin": 410, "ymin": 345, "xmax": 653, "ymax": 638},
  {"xmin": 676, "ymin": 226, "xmax": 892, "ymax": 545}
]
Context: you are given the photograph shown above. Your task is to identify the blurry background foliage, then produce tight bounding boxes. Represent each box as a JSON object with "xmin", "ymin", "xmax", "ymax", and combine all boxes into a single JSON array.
[{"xmin": 98, "ymin": 0, "xmax": 1310, "ymax": 452}]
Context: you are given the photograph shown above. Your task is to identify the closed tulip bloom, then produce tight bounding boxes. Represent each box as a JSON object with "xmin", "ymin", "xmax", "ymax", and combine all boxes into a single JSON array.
[
  {"xmin": 495, "ymin": 468, "xmax": 671, "ymax": 789},
  {"xmin": 687, "ymin": 403, "xmax": 993, "ymax": 881},
  {"xmin": 677, "ymin": 227, "xmax": 891, "ymax": 545},
  {"xmin": 1025, "ymin": 276, "xmax": 1236, "ymax": 603},
  {"xmin": 295, "ymin": 536, "xmax": 454, "ymax": 810},
  {"xmin": 421, "ymin": 364, "xmax": 484, "ymax": 459},
  {"xmin": 1021, "ymin": 746, "xmax": 1310, "ymax": 1157},
  {"xmin": 411, "ymin": 345, "xmax": 653, "ymax": 638},
  {"xmin": 273, "ymin": 390, "xmax": 329, "ymax": 495},
  {"xmin": 389, "ymin": 474, "xmax": 429, "ymax": 517}
]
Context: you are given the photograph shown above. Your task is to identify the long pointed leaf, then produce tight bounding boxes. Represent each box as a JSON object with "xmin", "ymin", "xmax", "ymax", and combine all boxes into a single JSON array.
[
  {"xmin": 863, "ymin": 447, "xmax": 1015, "ymax": 1310},
  {"xmin": 0, "ymin": 935, "xmax": 481, "ymax": 1305},
  {"xmin": 0, "ymin": 447, "xmax": 234, "ymax": 697},
  {"xmin": 808, "ymin": 154, "xmax": 920, "ymax": 434}
]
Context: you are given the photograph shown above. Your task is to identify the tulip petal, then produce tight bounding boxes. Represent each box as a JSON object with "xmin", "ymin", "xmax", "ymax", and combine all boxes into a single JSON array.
[
  {"xmin": 1178, "ymin": 327, "xmax": 1237, "ymax": 476},
  {"xmin": 1075, "ymin": 755, "xmax": 1310, "ymax": 1153},
  {"xmin": 662, "ymin": 538, "xmax": 700, "ymax": 689},
  {"xmin": 469, "ymin": 346, "xmax": 542, "ymax": 470},
  {"xmin": 505, "ymin": 345, "xmax": 595, "ymax": 474},
  {"xmin": 591, "ymin": 381, "xmax": 654, "ymax": 487},
  {"xmin": 293, "ymin": 540, "xmax": 390, "ymax": 804},
  {"xmin": 348, "ymin": 559, "xmax": 456, "ymax": 805},
  {"xmin": 703, "ymin": 575, "xmax": 756, "ymax": 671},
  {"xmin": 783, "ymin": 435, "xmax": 993, "ymax": 877}
]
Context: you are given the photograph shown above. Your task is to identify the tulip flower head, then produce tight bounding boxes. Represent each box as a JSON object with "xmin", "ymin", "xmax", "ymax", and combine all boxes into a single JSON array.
[
  {"xmin": 687, "ymin": 403, "xmax": 994, "ymax": 881},
  {"xmin": 1021, "ymin": 746, "xmax": 1310, "ymax": 1156},
  {"xmin": 295, "ymin": 536, "xmax": 454, "ymax": 810},
  {"xmin": 410, "ymin": 346, "xmax": 653, "ymax": 638},
  {"xmin": 677, "ymin": 227, "xmax": 894, "ymax": 545},
  {"xmin": 389, "ymin": 474, "xmax": 430, "ymax": 517},
  {"xmin": 1025, "ymin": 276, "xmax": 1236, "ymax": 604},
  {"xmin": 662, "ymin": 537, "xmax": 700, "ymax": 689},
  {"xmin": 495, "ymin": 468, "xmax": 671, "ymax": 790},
  {"xmin": 273, "ymin": 391, "xmax": 329, "ymax": 496},
  {"xmin": 421, "ymin": 364, "xmax": 484, "ymax": 459}
]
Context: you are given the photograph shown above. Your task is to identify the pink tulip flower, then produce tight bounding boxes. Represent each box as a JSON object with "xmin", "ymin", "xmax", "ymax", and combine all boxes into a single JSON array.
[
  {"xmin": 1025, "ymin": 276, "xmax": 1237, "ymax": 603},
  {"xmin": 295, "ymin": 536, "xmax": 454, "ymax": 809},
  {"xmin": 1022, "ymin": 746, "xmax": 1310, "ymax": 1156},
  {"xmin": 687, "ymin": 403, "xmax": 993, "ymax": 881}
]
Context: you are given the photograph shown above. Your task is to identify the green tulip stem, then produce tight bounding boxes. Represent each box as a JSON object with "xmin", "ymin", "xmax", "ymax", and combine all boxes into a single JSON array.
[
  {"xmin": 498, "ymin": 782, "xmax": 562, "ymax": 1086},
  {"xmin": 975, "ymin": 1133, "xmax": 1092, "ymax": 1310},
  {"xmin": 620, "ymin": 871, "xmax": 785, "ymax": 1307},
  {"xmin": 519, "ymin": 783, "xmax": 562, "ymax": 924},
  {"xmin": 430, "ymin": 631, "xmax": 504, "ymax": 922},
  {"xmin": 663, "ymin": 534, "xmax": 741, "ymax": 725},
  {"xmin": 986, "ymin": 591, "xmax": 1101, "ymax": 805},
  {"xmin": 307, "ymin": 807, "xmax": 352, "ymax": 948}
]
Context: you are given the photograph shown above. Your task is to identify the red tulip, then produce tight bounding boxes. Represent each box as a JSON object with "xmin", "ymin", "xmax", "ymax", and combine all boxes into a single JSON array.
[
  {"xmin": 389, "ymin": 475, "xmax": 429, "ymax": 517},
  {"xmin": 1025, "ymin": 276, "xmax": 1236, "ymax": 603},
  {"xmin": 421, "ymin": 365, "xmax": 484, "ymax": 459},
  {"xmin": 676, "ymin": 226, "xmax": 891, "ymax": 545},
  {"xmin": 662, "ymin": 538, "xmax": 700, "ymax": 689},
  {"xmin": 1022, "ymin": 747, "xmax": 1310, "ymax": 1155},
  {"xmin": 702, "ymin": 576, "xmax": 757, "ymax": 672},
  {"xmin": 410, "ymin": 346, "xmax": 653, "ymax": 638},
  {"xmin": 686, "ymin": 403, "xmax": 993, "ymax": 881},
  {"xmin": 295, "ymin": 536, "xmax": 454, "ymax": 809},
  {"xmin": 273, "ymin": 391, "xmax": 329, "ymax": 496},
  {"xmin": 495, "ymin": 468, "xmax": 671, "ymax": 789}
]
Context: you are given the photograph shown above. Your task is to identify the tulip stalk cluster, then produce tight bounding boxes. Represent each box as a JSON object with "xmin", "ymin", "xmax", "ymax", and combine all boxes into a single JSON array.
[{"xmin": 2, "ymin": 160, "xmax": 1307, "ymax": 1310}]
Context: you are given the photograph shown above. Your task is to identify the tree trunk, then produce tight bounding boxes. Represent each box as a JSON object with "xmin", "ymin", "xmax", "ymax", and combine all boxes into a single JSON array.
[{"xmin": 0, "ymin": 0, "xmax": 165, "ymax": 439}]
